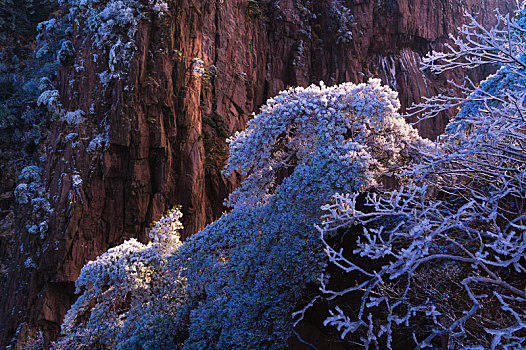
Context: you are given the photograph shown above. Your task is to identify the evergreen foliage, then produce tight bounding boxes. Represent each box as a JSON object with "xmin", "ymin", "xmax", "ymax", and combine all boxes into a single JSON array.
[
  {"xmin": 57, "ymin": 80, "xmax": 427, "ymax": 349},
  {"xmin": 57, "ymin": 0, "xmax": 168, "ymax": 83},
  {"xmin": 54, "ymin": 209, "xmax": 187, "ymax": 350}
]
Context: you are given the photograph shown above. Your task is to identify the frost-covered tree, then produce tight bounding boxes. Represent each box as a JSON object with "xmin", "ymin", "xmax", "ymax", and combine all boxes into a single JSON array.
[
  {"xmin": 316, "ymin": 4, "xmax": 526, "ymax": 349},
  {"xmin": 169, "ymin": 80, "xmax": 428, "ymax": 350},
  {"xmin": 54, "ymin": 209, "xmax": 187, "ymax": 350},
  {"xmin": 224, "ymin": 79, "xmax": 428, "ymax": 208},
  {"xmin": 57, "ymin": 79, "xmax": 428, "ymax": 349}
]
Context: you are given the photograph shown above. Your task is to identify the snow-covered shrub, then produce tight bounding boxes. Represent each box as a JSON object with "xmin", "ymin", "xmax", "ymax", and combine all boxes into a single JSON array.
[
  {"xmin": 0, "ymin": 104, "xmax": 16, "ymax": 129},
  {"xmin": 37, "ymin": 89, "xmax": 60, "ymax": 113},
  {"xmin": 84, "ymin": 0, "xmax": 140, "ymax": 49},
  {"xmin": 58, "ymin": 0, "xmax": 168, "ymax": 82},
  {"xmin": 35, "ymin": 42, "xmax": 51, "ymax": 60},
  {"xmin": 31, "ymin": 197, "xmax": 51, "ymax": 216},
  {"xmin": 170, "ymin": 80, "xmax": 428, "ymax": 349},
  {"xmin": 15, "ymin": 166, "xmax": 45, "ymax": 205},
  {"xmin": 14, "ymin": 166, "xmax": 52, "ymax": 239},
  {"xmin": 54, "ymin": 208, "xmax": 187, "ymax": 350},
  {"xmin": 108, "ymin": 40, "xmax": 136, "ymax": 77},
  {"xmin": 38, "ymin": 77, "xmax": 54, "ymax": 92},
  {"xmin": 22, "ymin": 330, "xmax": 44, "ymax": 350},
  {"xmin": 87, "ymin": 133, "xmax": 108, "ymax": 153},
  {"xmin": 64, "ymin": 132, "xmax": 78, "ymax": 143},
  {"xmin": 191, "ymin": 57, "xmax": 206, "ymax": 77},
  {"xmin": 292, "ymin": 39, "xmax": 304, "ymax": 68},
  {"xmin": 224, "ymin": 79, "xmax": 428, "ymax": 208},
  {"xmin": 18, "ymin": 166, "xmax": 42, "ymax": 183},
  {"xmin": 36, "ymin": 19, "xmax": 58, "ymax": 59},
  {"xmin": 39, "ymin": 220, "xmax": 48, "ymax": 238},
  {"xmin": 35, "ymin": 11, "xmax": 68, "ymax": 65},
  {"xmin": 69, "ymin": 172, "xmax": 83, "ymax": 203},
  {"xmin": 63, "ymin": 109, "xmax": 85, "ymax": 125},
  {"xmin": 36, "ymin": 18, "xmax": 58, "ymax": 35},
  {"xmin": 57, "ymin": 40, "xmax": 75, "ymax": 66},
  {"xmin": 24, "ymin": 257, "xmax": 36, "ymax": 269},
  {"xmin": 329, "ymin": 0, "xmax": 354, "ymax": 45},
  {"xmin": 26, "ymin": 225, "xmax": 39, "ymax": 236},
  {"xmin": 22, "ymin": 124, "xmax": 43, "ymax": 145},
  {"xmin": 14, "ymin": 184, "xmax": 31, "ymax": 205},
  {"xmin": 316, "ymin": 4, "xmax": 526, "ymax": 349}
]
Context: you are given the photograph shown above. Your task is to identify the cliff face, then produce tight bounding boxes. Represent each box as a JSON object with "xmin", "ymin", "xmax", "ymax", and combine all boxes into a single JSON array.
[{"xmin": 0, "ymin": 0, "xmax": 514, "ymax": 347}]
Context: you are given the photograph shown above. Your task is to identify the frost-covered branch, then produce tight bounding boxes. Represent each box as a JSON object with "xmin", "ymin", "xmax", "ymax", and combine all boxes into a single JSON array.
[{"xmin": 314, "ymin": 4, "xmax": 526, "ymax": 348}]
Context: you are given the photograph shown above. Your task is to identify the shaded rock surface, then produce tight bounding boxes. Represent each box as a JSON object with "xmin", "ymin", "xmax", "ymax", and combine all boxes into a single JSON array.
[{"xmin": 0, "ymin": 0, "xmax": 515, "ymax": 348}]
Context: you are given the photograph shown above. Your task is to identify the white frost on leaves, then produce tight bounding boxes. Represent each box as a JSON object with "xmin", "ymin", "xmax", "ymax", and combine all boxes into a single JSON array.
[
  {"xmin": 329, "ymin": 0, "xmax": 354, "ymax": 44},
  {"xmin": 108, "ymin": 40, "xmax": 136, "ymax": 78},
  {"xmin": 87, "ymin": 133, "xmax": 108, "ymax": 153},
  {"xmin": 63, "ymin": 109, "xmax": 85, "ymax": 125},
  {"xmin": 15, "ymin": 167, "xmax": 43, "ymax": 205},
  {"xmin": 18, "ymin": 166, "xmax": 42, "ymax": 183},
  {"xmin": 24, "ymin": 257, "xmax": 36, "ymax": 269},
  {"xmin": 55, "ymin": 208, "xmax": 186, "ymax": 350},
  {"xmin": 37, "ymin": 90, "xmax": 60, "ymax": 113},
  {"xmin": 65, "ymin": 133, "xmax": 78, "ymax": 143},
  {"xmin": 36, "ymin": 18, "xmax": 58, "ymax": 33},
  {"xmin": 224, "ymin": 79, "xmax": 429, "ymax": 208},
  {"xmin": 15, "ymin": 165, "xmax": 52, "ymax": 242},
  {"xmin": 191, "ymin": 58, "xmax": 206, "ymax": 77},
  {"xmin": 71, "ymin": 173, "xmax": 82, "ymax": 188},
  {"xmin": 39, "ymin": 221, "xmax": 48, "ymax": 239},
  {"xmin": 27, "ymin": 225, "xmax": 39, "ymax": 235},
  {"xmin": 59, "ymin": 0, "xmax": 169, "ymax": 84}
]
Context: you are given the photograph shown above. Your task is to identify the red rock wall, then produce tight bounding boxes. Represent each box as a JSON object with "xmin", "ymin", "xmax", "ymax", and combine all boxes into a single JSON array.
[{"xmin": 0, "ymin": 0, "xmax": 515, "ymax": 347}]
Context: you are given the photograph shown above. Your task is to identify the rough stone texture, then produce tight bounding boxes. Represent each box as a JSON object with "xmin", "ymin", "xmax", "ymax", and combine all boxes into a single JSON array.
[{"xmin": 0, "ymin": 0, "xmax": 515, "ymax": 348}]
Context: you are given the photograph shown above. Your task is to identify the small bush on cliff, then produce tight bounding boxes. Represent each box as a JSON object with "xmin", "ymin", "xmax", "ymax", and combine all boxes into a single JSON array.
[
  {"xmin": 58, "ymin": 80, "xmax": 428, "ymax": 349},
  {"xmin": 57, "ymin": 0, "xmax": 168, "ymax": 82},
  {"xmin": 0, "ymin": 103, "xmax": 17, "ymax": 129},
  {"xmin": 329, "ymin": 0, "xmax": 354, "ymax": 45},
  {"xmin": 57, "ymin": 40, "xmax": 75, "ymax": 66}
]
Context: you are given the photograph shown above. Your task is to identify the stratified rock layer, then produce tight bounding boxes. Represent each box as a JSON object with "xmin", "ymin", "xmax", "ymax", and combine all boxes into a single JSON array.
[{"xmin": 0, "ymin": 0, "xmax": 514, "ymax": 347}]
